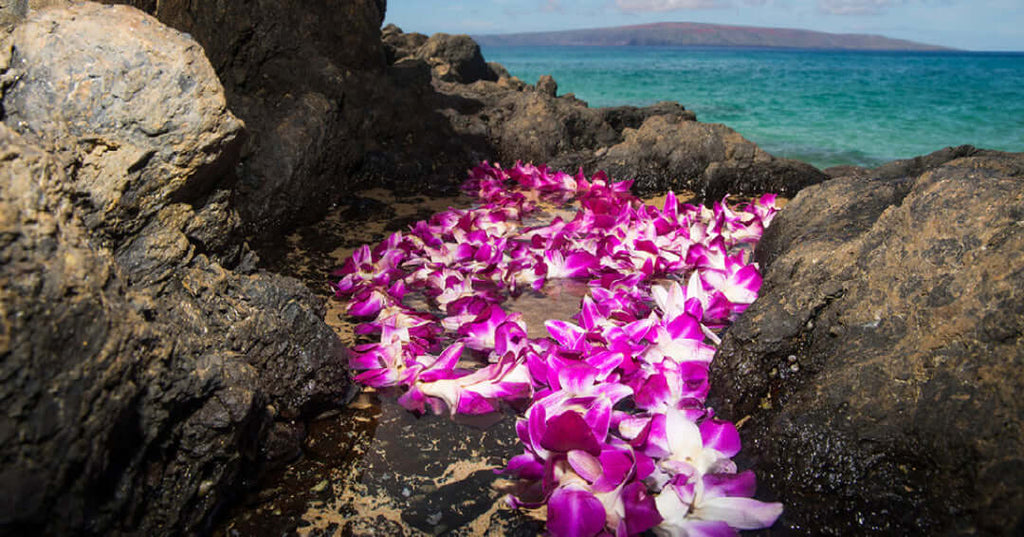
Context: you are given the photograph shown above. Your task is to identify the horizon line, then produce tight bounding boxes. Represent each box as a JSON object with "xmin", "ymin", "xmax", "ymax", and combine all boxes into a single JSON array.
[{"xmin": 465, "ymin": 20, "xmax": 995, "ymax": 52}]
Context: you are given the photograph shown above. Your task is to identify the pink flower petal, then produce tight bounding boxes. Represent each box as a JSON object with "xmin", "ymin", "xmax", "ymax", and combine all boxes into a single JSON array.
[
  {"xmin": 540, "ymin": 411, "xmax": 603, "ymax": 456},
  {"xmin": 692, "ymin": 497, "xmax": 783, "ymax": 531},
  {"xmin": 568, "ymin": 449, "xmax": 604, "ymax": 484},
  {"xmin": 622, "ymin": 481, "xmax": 662, "ymax": 535},
  {"xmin": 547, "ymin": 486, "xmax": 607, "ymax": 537},
  {"xmin": 699, "ymin": 419, "xmax": 742, "ymax": 458},
  {"xmin": 702, "ymin": 471, "xmax": 758, "ymax": 500}
]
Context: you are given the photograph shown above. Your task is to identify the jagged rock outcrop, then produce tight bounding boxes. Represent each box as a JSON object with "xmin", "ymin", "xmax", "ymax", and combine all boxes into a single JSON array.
[
  {"xmin": 2, "ymin": 0, "xmax": 244, "ymax": 244},
  {"xmin": 555, "ymin": 114, "xmax": 827, "ymax": 199},
  {"xmin": 710, "ymin": 153, "xmax": 1024, "ymax": 535},
  {"xmin": 0, "ymin": 4, "xmax": 350, "ymax": 535},
  {"xmin": 414, "ymin": 32, "xmax": 496, "ymax": 84},
  {"xmin": 385, "ymin": 26, "xmax": 828, "ymax": 199},
  {"xmin": 86, "ymin": 0, "xmax": 393, "ymax": 235},
  {"xmin": 78, "ymin": 2, "xmax": 826, "ymax": 239}
]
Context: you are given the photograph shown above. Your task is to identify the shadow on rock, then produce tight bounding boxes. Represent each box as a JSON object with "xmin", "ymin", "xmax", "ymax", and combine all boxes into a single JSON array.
[
  {"xmin": 0, "ymin": 4, "xmax": 352, "ymax": 535},
  {"xmin": 711, "ymin": 152, "xmax": 1024, "ymax": 535}
]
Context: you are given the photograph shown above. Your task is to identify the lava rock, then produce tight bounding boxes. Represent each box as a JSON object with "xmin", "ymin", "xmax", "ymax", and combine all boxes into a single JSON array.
[
  {"xmin": 96, "ymin": 6, "xmax": 830, "ymax": 241},
  {"xmin": 1, "ymin": 1, "xmax": 244, "ymax": 242},
  {"xmin": 94, "ymin": 0, "xmax": 390, "ymax": 237},
  {"xmin": 576, "ymin": 115, "xmax": 828, "ymax": 199},
  {"xmin": 0, "ymin": 5, "xmax": 351, "ymax": 535},
  {"xmin": 433, "ymin": 70, "xmax": 827, "ymax": 200},
  {"xmin": 415, "ymin": 32, "xmax": 496, "ymax": 84},
  {"xmin": 536, "ymin": 74, "xmax": 558, "ymax": 97},
  {"xmin": 710, "ymin": 153, "xmax": 1024, "ymax": 535},
  {"xmin": 382, "ymin": 23, "xmax": 428, "ymax": 64}
]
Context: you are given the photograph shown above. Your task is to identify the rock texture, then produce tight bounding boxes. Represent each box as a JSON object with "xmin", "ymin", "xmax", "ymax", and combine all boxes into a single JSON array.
[
  {"xmin": 2, "ymin": 0, "xmax": 244, "ymax": 243},
  {"xmin": 76, "ymin": 5, "xmax": 826, "ymax": 238},
  {"xmin": 386, "ymin": 27, "xmax": 827, "ymax": 199},
  {"xmin": 11, "ymin": 2, "xmax": 1010, "ymax": 536},
  {"xmin": 413, "ymin": 32, "xmax": 497, "ymax": 84},
  {"xmin": 89, "ymin": 0, "xmax": 393, "ymax": 235},
  {"xmin": 711, "ymin": 153, "xmax": 1024, "ymax": 535},
  {"xmin": 557, "ymin": 115, "xmax": 827, "ymax": 199},
  {"xmin": 1, "ymin": 4, "xmax": 350, "ymax": 535}
]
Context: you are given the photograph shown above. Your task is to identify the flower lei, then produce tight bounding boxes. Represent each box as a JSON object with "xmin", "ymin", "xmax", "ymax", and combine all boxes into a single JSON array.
[{"xmin": 333, "ymin": 162, "xmax": 783, "ymax": 536}]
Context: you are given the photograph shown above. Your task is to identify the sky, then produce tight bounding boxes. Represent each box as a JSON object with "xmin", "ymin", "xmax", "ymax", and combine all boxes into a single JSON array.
[{"xmin": 384, "ymin": 0, "xmax": 1024, "ymax": 51}]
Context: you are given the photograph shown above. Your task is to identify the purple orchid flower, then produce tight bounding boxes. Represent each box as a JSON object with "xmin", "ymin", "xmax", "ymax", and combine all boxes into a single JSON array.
[
  {"xmin": 335, "ymin": 161, "xmax": 783, "ymax": 537},
  {"xmin": 333, "ymin": 244, "xmax": 407, "ymax": 297},
  {"xmin": 414, "ymin": 351, "xmax": 533, "ymax": 416},
  {"xmin": 653, "ymin": 471, "xmax": 783, "ymax": 536},
  {"xmin": 458, "ymin": 304, "xmax": 527, "ymax": 351}
]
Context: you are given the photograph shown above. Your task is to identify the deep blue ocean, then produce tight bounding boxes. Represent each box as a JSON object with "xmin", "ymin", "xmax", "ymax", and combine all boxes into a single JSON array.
[{"xmin": 480, "ymin": 46, "xmax": 1024, "ymax": 169}]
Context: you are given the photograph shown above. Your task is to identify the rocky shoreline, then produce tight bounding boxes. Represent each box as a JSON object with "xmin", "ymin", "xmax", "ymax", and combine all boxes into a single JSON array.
[{"xmin": 1, "ymin": 1, "xmax": 1021, "ymax": 536}]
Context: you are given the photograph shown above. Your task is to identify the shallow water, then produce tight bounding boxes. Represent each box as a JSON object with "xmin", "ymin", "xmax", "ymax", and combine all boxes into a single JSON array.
[
  {"xmin": 220, "ymin": 190, "xmax": 550, "ymax": 536},
  {"xmin": 220, "ymin": 188, "xmax": 741, "ymax": 535},
  {"xmin": 216, "ymin": 390, "xmax": 540, "ymax": 536}
]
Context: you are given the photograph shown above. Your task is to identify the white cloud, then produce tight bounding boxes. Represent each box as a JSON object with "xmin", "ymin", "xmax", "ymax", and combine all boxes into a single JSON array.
[
  {"xmin": 818, "ymin": 0, "xmax": 908, "ymax": 15},
  {"xmin": 616, "ymin": 0, "xmax": 728, "ymax": 12}
]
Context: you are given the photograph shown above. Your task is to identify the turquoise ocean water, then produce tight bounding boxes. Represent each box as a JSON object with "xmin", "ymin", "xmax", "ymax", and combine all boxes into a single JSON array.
[{"xmin": 480, "ymin": 46, "xmax": 1024, "ymax": 169}]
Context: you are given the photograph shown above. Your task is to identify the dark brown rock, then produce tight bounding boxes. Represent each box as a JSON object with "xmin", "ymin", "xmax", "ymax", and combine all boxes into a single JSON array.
[
  {"xmin": 1, "ymin": 2, "xmax": 244, "ymax": 242},
  {"xmin": 95, "ymin": 0, "xmax": 390, "ymax": 236},
  {"xmin": 382, "ymin": 23, "xmax": 427, "ymax": 63},
  {"xmin": 536, "ymin": 74, "xmax": 558, "ymax": 97},
  {"xmin": 710, "ymin": 153, "xmax": 1024, "ymax": 535},
  {"xmin": 0, "ymin": 5, "xmax": 351, "ymax": 535},
  {"xmin": 431, "ymin": 71, "xmax": 826, "ymax": 199},
  {"xmin": 487, "ymin": 60, "xmax": 511, "ymax": 81},
  {"xmin": 415, "ymin": 32, "xmax": 496, "ymax": 84},
  {"xmin": 565, "ymin": 115, "xmax": 827, "ymax": 198},
  {"xmin": 84, "ymin": 6, "xmax": 827, "ymax": 241}
]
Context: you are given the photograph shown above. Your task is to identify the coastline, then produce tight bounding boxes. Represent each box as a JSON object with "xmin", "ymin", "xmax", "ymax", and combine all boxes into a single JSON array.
[
  {"xmin": 480, "ymin": 44, "xmax": 1024, "ymax": 169},
  {"xmin": 2, "ymin": 4, "xmax": 1022, "ymax": 537}
]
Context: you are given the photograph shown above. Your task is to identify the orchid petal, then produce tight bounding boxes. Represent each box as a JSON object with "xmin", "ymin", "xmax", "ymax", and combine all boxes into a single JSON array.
[
  {"xmin": 568, "ymin": 449, "xmax": 604, "ymax": 484},
  {"xmin": 622, "ymin": 481, "xmax": 663, "ymax": 535},
  {"xmin": 698, "ymin": 419, "xmax": 742, "ymax": 458},
  {"xmin": 702, "ymin": 471, "xmax": 758, "ymax": 500},
  {"xmin": 547, "ymin": 486, "xmax": 606, "ymax": 537},
  {"xmin": 541, "ymin": 411, "xmax": 603, "ymax": 455},
  {"xmin": 691, "ymin": 497, "xmax": 783, "ymax": 531}
]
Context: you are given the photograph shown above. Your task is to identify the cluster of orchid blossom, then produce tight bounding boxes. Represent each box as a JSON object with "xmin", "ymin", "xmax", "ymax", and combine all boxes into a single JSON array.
[{"xmin": 333, "ymin": 162, "xmax": 783, "ymax": 536}]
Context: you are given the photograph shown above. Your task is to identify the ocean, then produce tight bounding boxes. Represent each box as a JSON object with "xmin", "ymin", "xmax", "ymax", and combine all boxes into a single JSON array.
[{"xmin": 480, "ymin": 46, "xmax": 1024, "ymax": 170}]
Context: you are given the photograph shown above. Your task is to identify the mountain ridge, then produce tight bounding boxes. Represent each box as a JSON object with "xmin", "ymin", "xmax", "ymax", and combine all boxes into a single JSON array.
[{"xmin": 474, "ymin": 22, "xmax": 953, "ymax": 51}]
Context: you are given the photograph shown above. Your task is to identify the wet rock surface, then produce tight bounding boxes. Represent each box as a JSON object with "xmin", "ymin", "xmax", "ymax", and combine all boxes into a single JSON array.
[
  {"xmin": 217, "ymin": 190, "xmax": 547, "ymax": 536},
  {"xmin": 1, "ymin": 5, "xmax": 350, "ymax": 535},
  {"xmin": 710, "ymin": 153, "xmax": 1024, "ymax": 535},
  {"xmin": 216, "ymin": 394, "xmax": 542, "ymax": 537}
]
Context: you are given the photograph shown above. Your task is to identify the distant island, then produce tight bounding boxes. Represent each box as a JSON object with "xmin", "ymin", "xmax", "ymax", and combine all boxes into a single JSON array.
[{"xmin": 474, "ymin": 22, "xmax": 952, "ymax": 51}]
